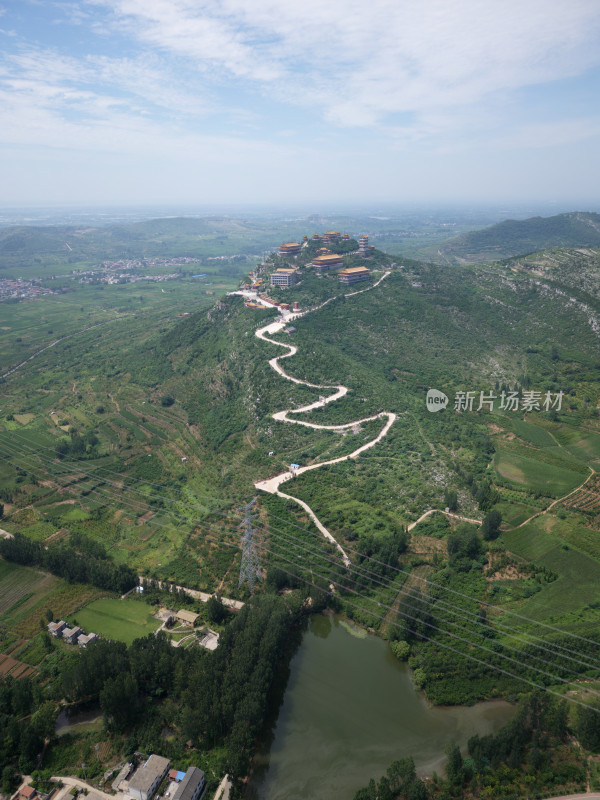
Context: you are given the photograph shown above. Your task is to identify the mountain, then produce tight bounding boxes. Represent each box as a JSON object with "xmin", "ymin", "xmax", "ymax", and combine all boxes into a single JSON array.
[{"xmin": 437, "ymin": 211, "xmax": 600, "ymax": 263}]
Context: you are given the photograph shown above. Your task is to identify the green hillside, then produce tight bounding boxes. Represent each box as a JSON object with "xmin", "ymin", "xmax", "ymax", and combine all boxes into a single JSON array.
[
  {"xmin": 1, "ymin": 240, "xmax": 600, "ymax": 711},
  {"xmin": 438, "ymin": 211, "xmax": 600, "ymax": 262}
]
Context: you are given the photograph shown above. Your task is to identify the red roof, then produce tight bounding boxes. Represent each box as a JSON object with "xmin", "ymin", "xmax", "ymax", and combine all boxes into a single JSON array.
[{"xmin": 21, "ymin": 787, "xmax": 36, "ymax": 798}]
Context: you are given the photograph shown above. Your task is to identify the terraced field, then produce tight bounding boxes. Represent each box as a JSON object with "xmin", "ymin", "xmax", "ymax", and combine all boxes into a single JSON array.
[{"xmin": 0, "ymin": 559, "xmax": 46, "ymax": 616}]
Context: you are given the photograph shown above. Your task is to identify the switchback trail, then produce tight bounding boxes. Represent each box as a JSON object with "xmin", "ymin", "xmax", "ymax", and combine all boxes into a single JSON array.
[{"xmin": 253, "ymin": 273, "xmax": 395, "ymax": 566}]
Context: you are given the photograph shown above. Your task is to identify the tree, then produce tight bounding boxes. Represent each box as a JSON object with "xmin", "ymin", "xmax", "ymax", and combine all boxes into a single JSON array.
[
  {"xmin": 481, "ymin": 509, "xmax": 502, "ymax": 540},
  {"xmin": 444, "ymin": 489, "xmax": 458, "ymax": 512},
  {"xmin": 445, "ymin": 741, "xmax": 465, "ymax": 786},
  {"xmin": 206, "ymin": 595, "xmax": 228, "ymax": 625},
  {"xmin": 413, "ymin": 668, "xmax": 426, "ymax": 689},
  {"xmin": 576, "ymin": 699, "xmax": 600, "ymax": 751},
  {"xmin": 391, "ymin": 640, "xmax": 410, "ymax": 661},
  {"xmin": 100, "ymin": 672, "xmax": 138, "ymax": 732}
]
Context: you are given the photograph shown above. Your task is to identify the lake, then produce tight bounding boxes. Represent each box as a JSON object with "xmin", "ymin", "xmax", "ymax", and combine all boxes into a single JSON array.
[{"xmin": 249, "ymin": 613, "xmax": 515, "ymax": 800}]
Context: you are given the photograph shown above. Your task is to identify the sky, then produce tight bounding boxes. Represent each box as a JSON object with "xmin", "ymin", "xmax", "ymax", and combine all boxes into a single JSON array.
[{"xmin": 1, "ymin": 0, "xmax": 600, "ymax": 208}]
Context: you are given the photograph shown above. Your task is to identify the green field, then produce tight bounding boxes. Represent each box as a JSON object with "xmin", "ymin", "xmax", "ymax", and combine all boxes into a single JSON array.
[
  {"xmin": 494, "ymin": 450, "xmax": 584, "ymax": 496},
  {"xmin": 500, "ymin": 514, "xmax": 600, "ymax": 622},
  {"xmin": 0, "ymin": 559, "xmax": 47, "ymax": 616},
  {"xmin": 73, "ymin": 597, "xmax": 161, "ymax": 644}
]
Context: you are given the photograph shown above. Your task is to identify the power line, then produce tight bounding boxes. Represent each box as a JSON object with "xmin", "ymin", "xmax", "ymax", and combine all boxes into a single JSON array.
[
  {"xmin": 3, "ymin": 431, "xmax": 600, "ymax": 677},
  {"xmin": 4, "ymin": 423, "xmax": 599, "ymax": 681},
  {"xmin": 2, "ymin": 438, "xmax": 600, "ymax": 703}
]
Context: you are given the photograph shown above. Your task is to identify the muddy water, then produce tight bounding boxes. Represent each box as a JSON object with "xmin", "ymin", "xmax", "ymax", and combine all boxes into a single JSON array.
[{"xmin": 250, "ymin": 614, "xmax": 514, "ymax": 800}]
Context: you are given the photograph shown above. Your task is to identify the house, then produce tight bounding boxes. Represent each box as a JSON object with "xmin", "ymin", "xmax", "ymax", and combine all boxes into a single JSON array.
[
  {"xmin": 270, "ymin": 269, "xmax": 298, "ymax": 288},
  {"xmin": 128, "ymin": 754, "xmax": 171, "ymax": 800},
  {"xmin": 77, "ymin": 632, "xmax": 98, "ymax": 647},
  {"xmin": 61, "ymin": 626, "xmax": 83, "ymax": 645},
  {"xmin": 176, "ymin": 609, "xmax": 200, "ymax": 626},
  {"xmin": 48, "ymin": 620, "xmax": 67, "ymax": 637},
  {"xmin": 169, "ymin": 770, "xmax": 186, "ymax": 783},
  {"xmin": 19, "ymin": 786, "xmax": 36, "ymax": 800},
  {"xmin": 290, "ymin": 463, "xmax": 300, "ymax": 470},
  {"xmin": 172, "ymin": 767, "xmax": 206, "ymax": 800},
  {"xmin": 112, "ymin": 763, "xmax": 133, "ymax": 791},
  {"xmin": 338, "ymin": 266, "xmax": 370, "ymax": 285},
  {"xmin": 322, "ymin": 230, "xmax": 340, "ymax": 243}
]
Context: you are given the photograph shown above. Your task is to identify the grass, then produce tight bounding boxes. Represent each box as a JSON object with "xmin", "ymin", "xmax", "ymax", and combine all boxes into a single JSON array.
[{"xmin": 73, "ymin": 597, "xmax": 161, "ymax": 644}]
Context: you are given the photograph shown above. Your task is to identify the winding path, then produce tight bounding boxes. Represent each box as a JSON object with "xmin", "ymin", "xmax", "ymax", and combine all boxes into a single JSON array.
[{"xmin": 252, "ymin": 273, "xmax": 395, "ymax": 566}]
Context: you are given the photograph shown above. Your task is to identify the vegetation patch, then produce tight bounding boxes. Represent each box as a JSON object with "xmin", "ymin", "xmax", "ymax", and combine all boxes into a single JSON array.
[{"xmin": 73, "ymin": 597, "xmax": 161, "ymax": 645}]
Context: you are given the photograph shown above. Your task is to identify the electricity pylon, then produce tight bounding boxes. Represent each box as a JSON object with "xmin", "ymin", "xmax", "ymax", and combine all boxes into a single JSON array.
[{"xmin": 238, "ymin": 497, "xmax": 262, "ymax": 592}]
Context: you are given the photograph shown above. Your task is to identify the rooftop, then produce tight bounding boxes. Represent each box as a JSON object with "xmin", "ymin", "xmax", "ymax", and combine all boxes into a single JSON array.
[
  {"xmin": 172, "ymin": 768, "xmax": 206, "ymax": 800},
  {"xmin": 339, "ymin": 266, "xmax": 370, "ymax": 274},
  {"xmin": 313, "ymin": 254, "xmax": 342, "ymax": 262},
  {"xmin": 129, "ymin": 754, "xmax": 171, "ymax": 794}
]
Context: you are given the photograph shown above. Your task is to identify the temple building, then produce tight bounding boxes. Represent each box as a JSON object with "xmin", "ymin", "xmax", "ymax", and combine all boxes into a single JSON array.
[
  {"xmin": 279, "ymin": 242, "xmax": 302, "ymax": 256},
  {"xmin": 338, "ymin": 266, "xmax": 370, "ymax": 285},
  {"xmin": 312, "ymin": 254, "xmax": 343, "ymax": 271}
]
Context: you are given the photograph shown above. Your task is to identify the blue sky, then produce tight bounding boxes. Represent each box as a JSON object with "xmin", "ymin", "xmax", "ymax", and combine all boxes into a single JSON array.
[{"xmin": 1, "ymin": 0, "xmax": 600, "ymax": 207}]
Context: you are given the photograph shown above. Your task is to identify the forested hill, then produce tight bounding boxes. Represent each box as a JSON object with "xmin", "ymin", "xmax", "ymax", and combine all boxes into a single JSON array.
[
  {"xmin": 0, "ymin": 216, "xmax": 305, "ymax": 269},
  {"xmin": 438, "ymin": 211, "xmax": 600, "ymax": 262}
]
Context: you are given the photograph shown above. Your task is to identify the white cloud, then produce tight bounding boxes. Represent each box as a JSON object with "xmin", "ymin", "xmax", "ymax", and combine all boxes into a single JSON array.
[{"xmin": 87, "ymin": 0, "xmax": 600, "ymax": 128}]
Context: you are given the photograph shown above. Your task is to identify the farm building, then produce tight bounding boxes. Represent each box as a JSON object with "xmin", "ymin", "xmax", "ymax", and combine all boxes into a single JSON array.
[
  {"xmin": 172, "ymin": 767, "xmax": 206, "ymax": 800},
  {"xmin": 128, "ymin": 754, "xmax": 170, "ymax": 800},
  {"xmin": 176, "ymin": 609, "xmax": 200, "ymax": 626},
  {"xmin": 48, "ymin": 620, "xmax": 67, "ymax": 637},
  {"xmin": 61, "ymin": 626, "xmax": 83, "ymax": 645},
  {"xmin": 77, "ymin": 632, "xmax": 98, "ymax": 647}
]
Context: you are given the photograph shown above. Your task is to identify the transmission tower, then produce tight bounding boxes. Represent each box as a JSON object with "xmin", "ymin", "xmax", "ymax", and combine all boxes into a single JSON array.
[{"xmin": 238, "ymin": 497, "xmax": 262, "ymax": 592}]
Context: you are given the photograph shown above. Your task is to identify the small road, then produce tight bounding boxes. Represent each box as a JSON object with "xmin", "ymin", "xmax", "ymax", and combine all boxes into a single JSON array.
[
  {"xmin": 407, "ymin": 509, "xmax": 482, "ymax": 532},
  {"xmin": 509, "ymin": 467, "xmax": 596, "ymax": 530},
  {"xmin": 539, "ymin": 795, "xmax": 600, "ymax": 800},
  {"xmin": 138, "ymin": 577, "xmax": 244, "ymax": 610},
  {"xmin": 212, "ymin": 774, "xmax": 232, "ymax": 800},
  {"xmin": 253, "ymin": 272, "xmax": 394, "ymax": 565},
  {"xmin": 50, "ymin": 776, "xmax": 119, "ymax": 800}
]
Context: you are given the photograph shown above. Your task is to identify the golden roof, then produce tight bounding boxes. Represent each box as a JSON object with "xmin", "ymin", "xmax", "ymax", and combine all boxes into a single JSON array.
[
  {"xmin": 313, "ymin": 254, "xmax": 342, "ymax": 262},
  {"xmin": 339, "ymin": 266, "xmax": 370, "ymax": 274}
]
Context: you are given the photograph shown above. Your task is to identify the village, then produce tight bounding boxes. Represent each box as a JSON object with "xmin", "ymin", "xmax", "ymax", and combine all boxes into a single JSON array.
[{"xmin": 12, "ymin": 752, "xmax": 217, "ymax": 800}]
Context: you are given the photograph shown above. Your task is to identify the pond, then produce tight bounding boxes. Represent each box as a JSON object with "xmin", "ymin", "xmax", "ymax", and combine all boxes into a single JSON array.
[
  {"xmin": 55, "ymin": 704, "xmax": 103, "ymax": 736},
  {"xmin": 249, "ymin": 614, "xmax": 515, "ymax": 800}
]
